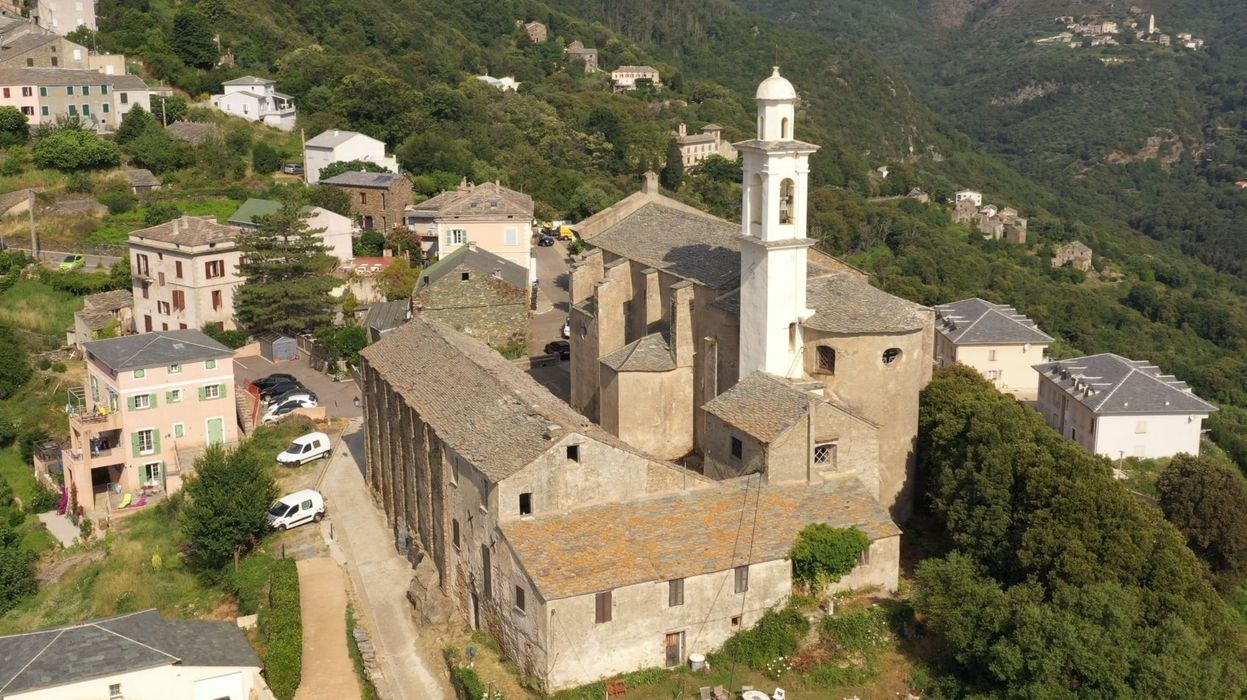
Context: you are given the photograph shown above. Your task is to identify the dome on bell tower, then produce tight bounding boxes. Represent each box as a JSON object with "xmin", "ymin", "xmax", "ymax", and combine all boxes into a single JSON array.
[{"xmin": 755, "ymin": 66, "xmax": 796, "ymax": 101}]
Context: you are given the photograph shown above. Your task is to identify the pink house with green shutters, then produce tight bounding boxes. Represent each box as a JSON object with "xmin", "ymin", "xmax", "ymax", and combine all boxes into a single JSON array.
[{"xmin": 63, "ymin": 330, "xmax": 239, "ymax": 517}]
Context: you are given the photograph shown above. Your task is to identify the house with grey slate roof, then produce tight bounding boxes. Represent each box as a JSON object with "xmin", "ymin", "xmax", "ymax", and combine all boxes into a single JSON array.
[
  {"xmin": 302, "ymin": 129, "xmax": 398, "ymax": 184},
  {"xmin": 0, "ymin": 609, "xmax": 262, "ymax": 699},
  {"xmin": 934, "ymin": 297, "xmax": 1053, "ymax": 400},
  {"xmin": 1033, "ymin": 353, "xmax": 1217, "ymax": 459}
]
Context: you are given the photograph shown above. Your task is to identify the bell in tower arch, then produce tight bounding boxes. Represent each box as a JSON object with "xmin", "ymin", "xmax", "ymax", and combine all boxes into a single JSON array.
[{"xmin": 778, "ymin": 178, "xmax": 795, "ymax": 225}]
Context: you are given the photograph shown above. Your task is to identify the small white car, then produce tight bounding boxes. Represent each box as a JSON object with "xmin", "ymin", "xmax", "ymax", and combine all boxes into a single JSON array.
[
  {"xmin": 262, "ymin": 398, "xmax": 318, "ymax": 424},
  {"xmin": 266, "ymin": 489, "xmax": 326, "ymax": 531},
  {"xmin": 561, "ymin": 316, "xmax": 571, "ymax": 338},
  {"xmin": 276, "ymin": 431, "xmax": 332, "ymax": 466}
]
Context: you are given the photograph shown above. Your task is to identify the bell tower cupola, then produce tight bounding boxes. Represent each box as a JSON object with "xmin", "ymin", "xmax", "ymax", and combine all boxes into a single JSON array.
[{"xmin": 734, "ymin": 67, "xmax": 821, "ymax": 380}]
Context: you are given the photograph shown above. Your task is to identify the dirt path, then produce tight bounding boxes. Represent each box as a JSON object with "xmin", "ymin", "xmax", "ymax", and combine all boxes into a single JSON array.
[{"xmin": 293, "ymin": 558, "xmax": 362, "ymax": 700}]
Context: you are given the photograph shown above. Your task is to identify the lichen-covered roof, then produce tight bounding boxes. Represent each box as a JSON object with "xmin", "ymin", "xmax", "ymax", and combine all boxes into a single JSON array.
[
  {"xmin": 122, "ymin": 169, "xmax": 159, "ymax": 188},
  {"xmin": 83, "ymin": 330, "xmax": 233, "ymax": 372},
  {"xmin": 934, "ymin": 298, "xmax": 1053, "ymax": 345},
  {"xmin": 128, "ymin": 215, "xmax": 235, "ymax": 248},
  {"xmin": 703, "ymin": 372, "xmax": 813, "ymax": 443},
  {"xmin": 83, "ymin": 289, "xmax": 132, "ymax": 312},
  {"xmin": 1033, "ymin": 353, "xmax": 1217, "ymax": 416},
  {"xmin": 600, "ymin": 332, "xmax": 675, "ymax": 373},
  {"xmin": 588, "ymin": 202, "xmax": 742, "ymax": 290},
  {"xmin": 502, "ymin": 479, "xmax": 899, "ymax": 600},
  {"xmin": 320, "ymin": 171, "xmax": 405, "ymax": 189},
  {"xmin": 410, "ymin": 181, "xmax": 532, "ymax": 219},
  {"xmin": 803, "ymin": 273, "xmax": 929, "ymax": 334},
  {"xmin": 165, "ymin": 121, "xmax": 219, "ymax": 144}
]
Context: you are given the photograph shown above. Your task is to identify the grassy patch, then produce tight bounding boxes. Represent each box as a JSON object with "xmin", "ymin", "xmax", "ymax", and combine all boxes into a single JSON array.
[
  {"xmin": 0, "ymin": 446, "xmax": 39, "ymax": 505},
  {"xmin": 0, "ymin": 278, "xmax": 83, "ymax": 337}
]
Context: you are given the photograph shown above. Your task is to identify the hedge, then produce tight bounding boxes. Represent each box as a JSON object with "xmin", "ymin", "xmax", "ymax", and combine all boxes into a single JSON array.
[{"xmin": 259, "ymin": 558, "xmax": 301, "ymax": 700}]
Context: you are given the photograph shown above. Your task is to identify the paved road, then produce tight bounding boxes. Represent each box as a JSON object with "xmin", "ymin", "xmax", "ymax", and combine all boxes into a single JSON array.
[
  {"xmin": 320, "ymin": 421, "xmax": 450, "ymax": 700},
  {"xmin": 530, "ymin": 239, "xmax": 570, "ymax": 356},
  {"xmin": 294, "ymin": 558, "xmax": 361, "ymax": 700},
  {"xmin": 234, "ymin": 355, "xmax": 363, "ymax": 420},
  {"xmin": 6, "ymin": 246, "xmax": 123, "ymax": 270}
]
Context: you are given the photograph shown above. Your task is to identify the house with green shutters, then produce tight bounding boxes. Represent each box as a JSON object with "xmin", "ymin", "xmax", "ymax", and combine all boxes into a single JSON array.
[{"xmin": 62, "ymin": 330, "xmax": 239, "ymax": 517}]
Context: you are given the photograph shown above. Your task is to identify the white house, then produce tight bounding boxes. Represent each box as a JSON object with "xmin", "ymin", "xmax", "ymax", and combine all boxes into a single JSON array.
[
  {"xmin": 227, "ymin": 198, "xmax": 355, "ymax": 265},
  {"xmin": 476, "ymin": 75, "xmax": 520, "ymax": 92},
  {"xmin": 303, "ymin": 129, "xmax": 398, "ymax": 185},
  {"xmin": 0, "ymin": 609, "xmax": 263, "ymax": 700},
  {"xmin": 211, "ymin": 76, "xmax": 296, "ymax": 131},
  {"xmin": 1034, "ymin": 353, "xmax": 1217, "ymax": 460},
  {"xmin": 934, "ymin": 298, "xmax": 1052, "ymax": 400},
  {"xmin": 954, "ymin": 189, "xmax": 983, "ymax": 207},
  {"xmin": 611, "ymin": 65, "xmax": 661, "ymax": 92}
]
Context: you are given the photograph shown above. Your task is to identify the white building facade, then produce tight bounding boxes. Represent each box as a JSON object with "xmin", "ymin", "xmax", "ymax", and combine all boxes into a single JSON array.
[
  {"xmin": 934, "ymin": 298, "xmax": 1052, "ymax": 401},
  {"xmin": 29, "ymin": 0, "xmax": 95, "ymax": 34},
  {"xmin": 303, "ymin": 129, "xmax": 398, "ymax": 184},
  {"xmin": 212, "ymin": 76, "xmax": 296, "ymax": 131}
]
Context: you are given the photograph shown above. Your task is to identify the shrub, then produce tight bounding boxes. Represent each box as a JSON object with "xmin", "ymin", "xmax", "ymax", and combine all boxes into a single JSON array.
[
  {"xmin": 201, "ymin": 322, "xmax": 248, "ymax": 349},
  {"xmin": 17, "ymin": 427, "xmax": 48, "ymax": 464},
  {"xmin": 716, "ymin": 606, "xmax": 809, "ymax": 672},
  {"xmin": 65, "ymin": 171, "xmax": 93, "ymax": 193},
  {"xmin": 32, "ymin": 128, "xmax": 121, "ymax": 170},
  {"xmin": 143, "ymin": 202, "xmax": 181, "ymax": 227},
  {"xmin": 259, "ymin": 558, "xmax": 302, "ymax": 700},
  {"xmin": 819, "ymin": 606, "xmax": 890, "ymax": 656},
  {"xmin": 98, "ymin": 189, "xmax": 138, "ymax": 215},
  {"xmin": 229, "ymin": 552, "xmax": 276, "ymax": 615},
  {"xmin": 0, "ymin": 416, "xmax": 15, "ymax": 447},
  {"xmin": 252, "ymin": 142, "xmax": 282, "ymax": 174},
  {"xmin": 29, "ymin": 482, "xmax": 60, "ymax": 513},
  {"xmin": 0, "ymin": 544, "xmax": 37, "ymax": 613},
  {"xmin": 37, "ymin": 358, "xmax": 51, "ymax": 371},
  {"xmin": 50, "ymin": 362, "xmax": 66, "ymax": 373},
  {"xmin": 456, "ymin": 667, "xmax": 486, "ymax": 700},
  {"xmin": 789, "ymin": 524, "xmax": 870, "ymax": 585}
]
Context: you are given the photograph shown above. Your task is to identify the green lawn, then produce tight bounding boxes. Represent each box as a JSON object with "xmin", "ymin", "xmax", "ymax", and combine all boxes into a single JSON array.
[
  {"xmin": 85, "ymin": 198, "xmax": 242, "ymax": 244},
  {"xmin": 0, "ymin": 278, "xmax": 83, "ymax": 337},
  {"xmin": 0, "ymin": 447, "xmax": 58, "ymax": 555}
]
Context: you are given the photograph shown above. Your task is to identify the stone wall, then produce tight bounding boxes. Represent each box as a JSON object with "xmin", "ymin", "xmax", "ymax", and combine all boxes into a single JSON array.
[{"xmin": 414, "ymin": 273, "xmax": 527, "ymax": 349}]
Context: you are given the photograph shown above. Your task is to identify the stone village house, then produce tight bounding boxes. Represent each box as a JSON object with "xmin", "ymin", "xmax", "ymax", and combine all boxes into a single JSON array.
[
  {"xmin": 320, "ymin": 170, "xmax": 413, "ymax": 233},
  {"xmin": 1052, "ymin": 240, "xmax": 1093, "ymax": 271},
  {"xmin": 412, "ymin": 243, "xmax": 530, "ymax": 349},
  {"xmin": 360, "ymin": 70, "xmax": 915, "ymax": 691}
]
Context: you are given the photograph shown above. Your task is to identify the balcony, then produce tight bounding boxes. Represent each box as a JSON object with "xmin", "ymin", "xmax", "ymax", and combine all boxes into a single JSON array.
[{"xmin": 69, "ymin": 409, "xmax": 122, "ymax": 434}]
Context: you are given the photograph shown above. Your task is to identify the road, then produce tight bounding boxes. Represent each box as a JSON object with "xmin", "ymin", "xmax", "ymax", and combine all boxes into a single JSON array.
[
  {"xmin": 294, "ymin": 558, "xmax": 361, "ymax": 700},
  {"xmin": 320, "ymin": 421, "xmax": 451, "ymax": 700},
  {"xmin": 530, "ymin": 238, "xmax": 571, "ymax": 354},
  {"xmin": 6, "ymin": 246, "xmax": 123, "ymax": 270}
]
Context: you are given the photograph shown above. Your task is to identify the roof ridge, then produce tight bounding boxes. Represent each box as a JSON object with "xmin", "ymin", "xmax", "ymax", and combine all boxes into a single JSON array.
[{"xmin": 94, "ymin": 621, "xmax": 182, "ymax": 665}]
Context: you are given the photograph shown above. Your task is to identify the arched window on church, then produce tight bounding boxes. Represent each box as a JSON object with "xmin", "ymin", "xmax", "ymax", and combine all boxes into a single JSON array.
[
  {"xmin": 779, "ymin": 178, "xmax": 794, "ymax": 225},
  {"xmin": 882, "ymin": 348, "xmax": 902, "ymax": 366},
  {"xmin": 781, "ymin": 117, "xmax": 789, "ymax": 139},
  {"xmin": 816, "ymin": 346, "xmax": 836, "ymax": 375},
  {"xmin": 749, "ymin": 174, "xmax": 763, "ymax": 226}
]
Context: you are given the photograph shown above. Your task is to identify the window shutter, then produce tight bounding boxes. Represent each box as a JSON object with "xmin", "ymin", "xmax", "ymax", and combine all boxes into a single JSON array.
[
  {"xmin": 166, "ymin": 391, "xmax": 175, "ymax": 402},
  {"xmin": 149, "ymin": 393, "xmax": 158, "ymax": 408},
  {"xmin": 152, "ymin": 431, "xmax": 161, "ymax": 454},
  {"xmin": 218, "ymin": 384, "xmax": 228, "ymax": 399},
  {"xmin": 198, "ymin": 387, "xmax": 207, "ymax": 400},
  {"xmin": 174, "ymin": 424, "xmax": 184, "ymax": 438},
  {"xmin": 127, "ymin": 396, "xmax": 136, "ymax": 411},
  {"xmin": 131, "ymin": 431, "xmax": 142, "ymax": 458}
]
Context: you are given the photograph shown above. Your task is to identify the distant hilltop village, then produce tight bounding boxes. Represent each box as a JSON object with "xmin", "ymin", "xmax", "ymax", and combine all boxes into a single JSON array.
[{"xmin": 1036, "ymin": 7, "xmax": 1206, "ymax": 52}]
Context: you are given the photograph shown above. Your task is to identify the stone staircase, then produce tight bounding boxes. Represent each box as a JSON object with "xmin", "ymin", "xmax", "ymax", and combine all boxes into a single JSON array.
[{"xmin": 236, "ymin": 385, "xmax": 258, "ymax": 434}]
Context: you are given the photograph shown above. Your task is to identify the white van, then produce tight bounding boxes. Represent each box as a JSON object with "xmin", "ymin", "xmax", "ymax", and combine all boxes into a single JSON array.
[
  {"xmin": 276, "ymin": 431, "xmax": 332, "ymax": 466},
  {"xmin": 266, "ymin": 489, "xmax": 326, "ymax": 531}
]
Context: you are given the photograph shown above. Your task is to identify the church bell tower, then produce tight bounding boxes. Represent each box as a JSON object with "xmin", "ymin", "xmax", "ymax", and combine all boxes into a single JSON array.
[{"xmin": 736, "ymin": 67, "xmax": 820, "ymax": 380}]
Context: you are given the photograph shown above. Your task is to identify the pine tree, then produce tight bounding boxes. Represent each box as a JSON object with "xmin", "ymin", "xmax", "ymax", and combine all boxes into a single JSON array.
[
  {"xmin": 661, "ymin": 138, "xmax": 683, "ymax": 191},
  {"xmin": 171, "ymin": 7, "xmax": 217, "ymax": 69},
  {"xmin": 233, "ymin": 204, "xmax": 337, "ymax": 335},
  {"xmin": 116, "ymin": 104, "xmax": 154, "ymax": 144}
]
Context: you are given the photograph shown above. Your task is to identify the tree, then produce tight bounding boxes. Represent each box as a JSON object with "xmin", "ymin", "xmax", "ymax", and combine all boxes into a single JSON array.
[
  {"xmin": 353, "ymin": 228, "xmax": 385, "ymax": 257},
  {"xmin": 144, "ymin": 202, "xmax": 181, "ymax": 226},
  {"xmin": 124, "ymin": 129, "xmax": 195, "ymax": 174},
  {"xmin": 171, "ymin": 7, "xmax": 217, "ymax": 69},
  {"xmin": 180, "ymin": 445, "xmax": 276, "ymax": 574},
  {"xmin": 317, "ymin": 324, "xmax": 368, "ymax": 366},
  {"xmin": 252, "ymin": 142, "xmax": 282, "ymax": 174},
  {"xmin": 0, "ymin": 325, "xmax": 31, "ymax": 399},
  {"xmin": 788, "ymin": 524, "xmax": 870, "ymax": 585},
  {"xmin": 32, "ymin": 128, "xmax": 121, "ymax": 170},
  {"xmin": 306, "ymin": 184, "xmax": 351, "ymax": 217},
  {"xmin": 0, "ymin": 145, "xmax": 30, "ymax": 176},
  {"xmin": 377, "ymin": 258, "xmax": 419, "ymax": 300},
  {"xmin": 0, "ymin": 106, "xmax": 29, "ymax": 147},
  {"xmin": 660, "ymin": 138, "xmax": 683, "ymax": 191},
  {"xmin": 319, "ymin": 159, "xmax": 390, "ymax": 181},
  {"xmin": 151, "ymin": 95, "xmax": 189, "ymax": 125},
  {"xmin": 116, "ymin": 104, "xmax": 155, "ymax": 143},
  {"xmin": 0, "ymin": 534, "xmax": 37, "ymax": 614},
  {"xmin": 234, "ymin": 204, "xmax": 337, "ymax": 335},
  {"xmin": 1158, "ymin": 454, "xmax": 1247, "ymax": 589}
]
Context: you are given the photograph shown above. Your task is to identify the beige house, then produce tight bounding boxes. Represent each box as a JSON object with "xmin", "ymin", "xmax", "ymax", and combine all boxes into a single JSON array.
[
  {"xmin": 29, "ymin": 0, "xmax": 96, "ymax": 34},
  {"xmin": 129, "ymin": 216, "xmax": 243, "ymax": 333},
  {"xmin": 611, "ymin": 65, "xmax": 661, "ymax": 92},
  {"xmin": 407, "ymin": 180, "xmax": 534, "ymax": 273},
  {"xmin": 0, "ymin": 67, "xmax": 151, "ymax": 132},
  {"xmin": 1052, "ymin": 241, "xmax": 1093, "ymax": 271},
  {"xmin": 674, "ymin": 122, "xmax": 736, "ymax": 169},
  {"xmin": 564, "ymin": 40, "xmax": 598, "ymax": 72},
  {"xmin": 1034, "ymin": 353, "xmax": 1216, "ymax": 460},
  {"xmin": 0, "ymin": 609, "xmax": 262, "ymax": 700},
  {"xmin": 520, "ymin": 20, "xmax": 547, "ymax": 43},
  {"xmin": 934, "ymin": 298, "xmax": 1053, "ymax": 401},
  {"xmin": 63, "ymin": 330, "xmax": 238, "ymax": 516}
]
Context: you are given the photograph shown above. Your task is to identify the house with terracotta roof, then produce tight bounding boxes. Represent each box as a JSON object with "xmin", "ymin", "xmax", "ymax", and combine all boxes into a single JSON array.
[
  {"xmin": 934, "ymin": 297, "xmax": 1053, "ymax": 400},
  {"xmin": 128, "ymin": 216, "xmax": 242, "ymax": 332},
  {"xmin": 406, "ymin": 179, "xmax": 534, "ymax": 273},
  {"xmin": 1034, "ymin": 353, "xmax": 1217, "ymax": 459}
]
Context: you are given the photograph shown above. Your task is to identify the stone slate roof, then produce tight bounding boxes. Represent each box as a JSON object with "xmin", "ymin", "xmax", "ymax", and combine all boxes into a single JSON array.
[
  {"xmin": 83, "ymin": 289, "xmax": 132, "ymax": 312},
  {"xmin": 221, "ymin": 75, "xmax": 275, "ymax": 86},
  {"xmin": 306, "ymin": 129, "xmax": 372, "ymax": 149},
  {"xmin": 1058, "ymin": 241, "xmax": 1092, "ymax": 255},
  {"xmin": 588, "ymin": 202, "xmax": 742, "ymax": 290},
  {"xmin": 165, "ymin": 121, "xmax": 219, "ymax": 144},
  {"xmin": 1033, "ymin": 353, "xmax": 1217, "ymax": 415},
  {"xmin": 411, "ymin": 181, "xmax": 532, "ymax": 219},
  {"xmin": 83, "ymin": 330, "xmax": 233, "ymax": 372},
  {"xmin": 320, "ymin": 171, "xmax": 405, "ymax": 189},
  {"xmin": 364, "ymin": 300, "xmax": 411, "ymax": 334},
  {"xmin": 0, "ymin": 609, "xmax": 259, "ymax": 695},
  {"xmin": 418, "ymin": 244, "xmax": 528, "ymax": 291},
  {"xmin": 703, "ymin": 372, "xmax": 816, "ymax": 443},
  {"xmin": 600, "ymin": 332, "xmax": 675, "ymax": 373},
  {"xmin": 362, "ymin": 317, "xmax": 644, "ymax": 482},
  {"xmin": 934, "ymin": 297, "xmax": 1053, "ymax": 345},
  {"xmin": 804, "ymin": 273, "xmax": 928, "ymax": 334},
  {"xmin": 502, "ymin": 479, "xmax": 899, "ymax": 600},
  {"xmin": 122, "ymin": 169, "xmax": 159, "ymax": 188},
  {"xmin": 129, "ymin": 215, "xmax": 236, "ymax": 247}
]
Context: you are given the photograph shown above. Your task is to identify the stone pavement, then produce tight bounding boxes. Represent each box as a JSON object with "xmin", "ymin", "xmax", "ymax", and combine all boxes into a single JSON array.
[
  {"xmin": 319, "ymin": 420, "xmax": 451, "ymax": 700},
  {"xmin": 293, "ymin": 558, "xmax": 361, "ymax": 700},
  {"xmin": 37, "ymin": 511, "xmax": 78, "ymax": 548}
]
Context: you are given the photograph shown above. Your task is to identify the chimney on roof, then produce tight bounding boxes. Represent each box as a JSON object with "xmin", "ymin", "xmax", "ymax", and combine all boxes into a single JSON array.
[
  {"xmin": 678, "ymin": 123, "xmax": 687, "ymax": 137},
  {"xmin": 382, "ymin": 248, "xmax": 393, "ymax": 258},
  {"xmin": 333, "ymin": 130, "xmax": 339, "ymax": 136},
  {"xmin": 641, "ymin": 170, "xmax": 658, "ymax": 195},
  {"xmin": 672, "ymin": 283, "xmax": 694, "ymax": 368}
]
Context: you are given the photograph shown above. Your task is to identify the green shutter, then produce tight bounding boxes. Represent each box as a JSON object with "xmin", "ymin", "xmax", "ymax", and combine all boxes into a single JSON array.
[
  {"xmin": 198, "ymin": 387, "xmax": 207, "ymax": 400},
  {"xmin": 165, "ymin": 390, "xmax": 175, "ymax": 403},
  {"xmin": 218, "ymin": 384, "xmax": 227, "ymax": 399},
  {"xmin": 205, "ymin": 359, "xmax": 216, "ymax": 370},
  {"xmin": 127, "ymin": 395, "xmax": 136, "ymax": 411},
  {"xmin": 152, "ymin": 431, "xmax": 161, "ymax": 454},
  {"xmin": 131, "ymin": 431, "xmax": 142, "ymax": 458},
  {"xmin": 174, "ymin": 423, "xmax": 184, "ymax": 438},
  {"xmin": 149, "ymin": 392, "xmax": 157, "ymax": 408}
]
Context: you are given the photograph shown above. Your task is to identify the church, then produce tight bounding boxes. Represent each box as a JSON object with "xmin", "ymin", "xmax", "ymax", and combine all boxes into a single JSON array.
[{"xmin": 570, "ymin": 68, "xmax": 934, "ymax": 520}]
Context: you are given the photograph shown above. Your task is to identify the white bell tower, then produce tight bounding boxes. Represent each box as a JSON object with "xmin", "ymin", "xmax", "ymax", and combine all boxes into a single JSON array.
[{"xmin": 736, "ymin": 67, "xmax": 820, "ymax": 380}]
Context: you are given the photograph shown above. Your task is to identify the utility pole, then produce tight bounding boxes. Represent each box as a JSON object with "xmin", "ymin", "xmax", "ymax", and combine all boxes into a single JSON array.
[
  {"xmin": 160, "ymin": 94, "xmax": 167, "ymax": 126},
  {"xmin": 300, "ymin": 128, "xmax": 307, "ymax": 184},
  {"xmin": 27, "ymin": 189, "xmax": 37, "ymax": 259}
]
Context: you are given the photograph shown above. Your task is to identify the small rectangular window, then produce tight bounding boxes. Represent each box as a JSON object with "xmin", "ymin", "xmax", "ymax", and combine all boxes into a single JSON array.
[
  {"xmin": 813, "ymin": 441, "xmax": 837, "ymax": 467},
  {"xmin": 858, "ymin": 547, "xmax": 871, "ymax": 566},
  {"xmin": 109, "ymin": 683, "xmax": 122, "ymax": 698},
  {"xmin": 175, "ymin": 261, "xmax": 183, "ymax": 278},
  {"xmin": 988, "ymin": 349, "xmax": 998, "ymax": 362},
  {"xmin": 460, "ymin": 271, "xmax": 470, "ymax": 281},
  {"xmin": 452, "ymin": 518, "xmax": 460, "ymax": 549},
  {"xmin": 102, "ymin": 103, "xmax": 110, "ymax": 114},
  {"xmin": 505, "ymin": 227, "xmax": 518, "ymax": 246},
  {"xmin": 730, "ymin": 436, "xmax": 743, "ymax": 459},
  {"xmin": 1135, "ymin": 421, "xmax": 1147, "ymax": 434},
  {"xmin": 205, "ymin": 359, "xmax": 217, "ymax": 370},
  {"xmin": 668, "ymin": 578, "xmax": 684, "ymax": 607},
  {"xmin": 519, "ymin": 492, "xmax": 532, "ymax": 516},
  {"xmin": 203, "ymin": 385, "xmax": 221, "ymax": 399},
  {"xmin": 82, "ymin": 85, "xmax": 89, "ymax": 96},
  {"xmin": 595, "ymin": 591, "xmax": 612, "ymax": 623},
  {"xmin": 40, "ymin": 106, "xmax": 49, "ymax": 116},
  {"xmin": 39, "ymin": 86, "xmax": 47, "ymax": 97},
  {"xmin": 168, "ymin": 389, "xmax": 182, "ymax": 403},
  {"xmin": 169, "ymin": 363, "xmax": 181, "ymax": 374},
  {"xmin": 66, "ymin": 85, "xmax": 73, "ymax": 95},
  {"xmin": 816, "ymin": 345, "xmax": 836, "ymax": 374},
  {"xmin": 514, "ymin": 585, "xmax": 526, "ymax": 613},
  {"xmin": 133, "ymin": 394, "xmax": 151, "ymax": 410},
  {"xmin": 566, "ymin": 445, "xmax": 579, "ymax": 462},
  {"xmin": 173, "ymin": 422, "xmax": 185, "ymax": 438},
  {"xmin": 734, "ymin": 565, "xmax": 749, "ymax": 594}
]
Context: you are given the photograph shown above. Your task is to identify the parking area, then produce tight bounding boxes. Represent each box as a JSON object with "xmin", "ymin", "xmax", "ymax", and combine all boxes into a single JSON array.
[{"xmin": 234, "ymin": 354, "xmax": 362, "ymax": 420}]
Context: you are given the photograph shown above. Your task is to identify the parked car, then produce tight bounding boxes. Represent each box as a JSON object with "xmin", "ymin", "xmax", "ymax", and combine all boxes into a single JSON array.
[
  {"xmin": 556, "ymin": 225, "xmax": 578, "ymax": 240},
  {"xmin": 276, "ymin": 431, "xmax": 332, "ymax": 466},
  {"xmin": 561, "ymin": 316, "xmax": 571, "ymax": 339},
  {"xmin": 254, "ymin": 373, "xmax": 298, "ymax": 391},
  {"xmin": 266, "ymin": 489, "xmax": 325, "ymax": 531},
  {"xmin": 259, "ymin": 381, "xmax": 304, "ymax": 401},
  {"xmin": 545, "ymin": 340, "xmax": 570, "ymax": 360},
  {"xmin": 262, "ymin": 398, "xmax": 318, "ymax": 424},
  {"xmin": 58, "ymin": 254, "xmax": 85, "ymax": 271},
  {"xmin": 537, "ymin": 234, "xmax": 556, "ymax": 247},
  {"xmin": 281, "ymin": 163, "xmax": 304, "ymax": 175},
  {"xmin": 265, "ymin": 390, "xmax": 317, "ymax": 407}
]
